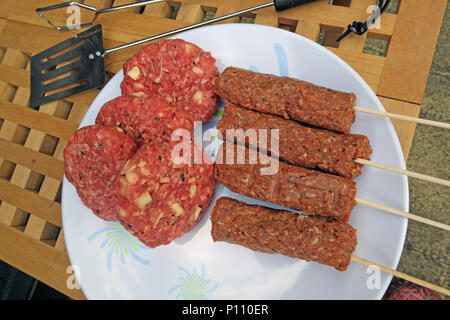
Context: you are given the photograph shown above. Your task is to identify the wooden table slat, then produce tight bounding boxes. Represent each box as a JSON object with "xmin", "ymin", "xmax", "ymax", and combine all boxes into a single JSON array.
[
  {"xmin": 0, "ymin": 178, "xmax": 62, "ymax": 227},
  {"xmin": 0, "ymin": 138, "xmax": 64, "ymax": 180},
  {"xmin": 0, "ymin": 101, "xmax": 79, "ymax": 140},
  {"xmin": 378, "ymin": 97, "xmax": 421, "ymax": 162},
  {"xmin": 0, "ymin": 221, "xmax": 85, "ymax": 299},
  {"xmin": 377, "ymin": 0, "xmax": 447, "ymax": 104}
]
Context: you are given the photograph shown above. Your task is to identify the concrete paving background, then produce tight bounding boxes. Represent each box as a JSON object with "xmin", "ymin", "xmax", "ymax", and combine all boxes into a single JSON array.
[{"xmin": 394, "ymin": 1, "xmax": 449, "ymax": 296}]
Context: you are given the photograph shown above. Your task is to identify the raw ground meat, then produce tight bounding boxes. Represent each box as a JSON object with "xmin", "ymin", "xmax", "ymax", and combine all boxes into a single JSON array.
[
  {"xmin": 121, "ymin": 39, "xmax": 219, "ymax": 122},
  {"xmin": 210, "ymin": 197, "xmax": 357, "ymax": 271},
  {"xmin": 218, "ymin": 102, "xmax": 372, "ymax": 179},
  {"xmin": 115, "ymin": 139, "xmax": 215, "ymax": 247},
  {"xmin": 214, "ymin": 66, "xmax": 356, "ymax": 134},
  {"xmin": 96, "ymin": 94, "xmax": 194, "ymax": 146},
  {"xmin": 63, "ymin": 125, "xmax": 137, "ymax": 221},
  {"xmin": 214, "ymin": 142, "xmax": 357, "ymax": 222}
]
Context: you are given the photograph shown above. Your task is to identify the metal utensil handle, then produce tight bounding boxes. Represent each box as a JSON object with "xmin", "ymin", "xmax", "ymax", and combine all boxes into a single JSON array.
[
  {"xmin": 104, "ymin": 2, "xmax": 275, "ymax": 55},
  {"xmin": 96, "ymin": 0, "xmax": 166, "ymax": 15},
  {"xmin": 36, "ymin": 0, "xmax": 167, "ymax": 30},
  {"xmin": 104, "ymin": 0, "xmax": 317, "ymax": 54},
  {"xmin": 36, "ymin": 1, "xmax": 96, "ymax": 13}
]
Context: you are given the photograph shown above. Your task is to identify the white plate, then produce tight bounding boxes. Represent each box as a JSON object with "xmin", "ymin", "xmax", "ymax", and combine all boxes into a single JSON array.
[{"xmin": 61, "ymin": 24, "xmax": 408, "ymax": 300}]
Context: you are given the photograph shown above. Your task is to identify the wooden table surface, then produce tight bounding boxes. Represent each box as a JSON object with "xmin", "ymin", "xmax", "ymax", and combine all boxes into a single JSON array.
[{"xmin": 0, "ymin": 0, "xmax": 446, "ymax": 299}]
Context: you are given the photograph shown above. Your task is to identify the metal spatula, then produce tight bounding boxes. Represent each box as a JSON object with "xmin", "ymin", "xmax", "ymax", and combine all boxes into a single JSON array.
[{"xmin": 30, "ymin": 0, "xmax": 315, "ymax": 107}]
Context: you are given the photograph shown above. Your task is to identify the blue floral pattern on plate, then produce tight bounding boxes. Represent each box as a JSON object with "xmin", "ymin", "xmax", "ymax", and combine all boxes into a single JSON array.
[
  {"xmin": 169, "ymin": 264, "xmax": 218, "ymax": 300},
  {"xmin": 88, "ymin": 222, "xmax": 150, "ymax": 272}
]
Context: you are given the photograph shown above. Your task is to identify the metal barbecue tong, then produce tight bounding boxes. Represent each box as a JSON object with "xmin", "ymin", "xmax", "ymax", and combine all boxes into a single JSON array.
[{"xmin": 30, "ymin": 0, "xmax": 316, "ymax": 107}]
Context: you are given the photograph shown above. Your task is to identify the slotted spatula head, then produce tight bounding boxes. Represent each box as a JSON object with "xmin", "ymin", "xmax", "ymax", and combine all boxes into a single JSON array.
[{"xmin": 30, "ymin": 24, "xmax": 106, "ymax": 108}]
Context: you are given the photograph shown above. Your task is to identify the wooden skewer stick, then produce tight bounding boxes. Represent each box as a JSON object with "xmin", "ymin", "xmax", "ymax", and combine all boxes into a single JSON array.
[
  {"xmin": 354, "ymin": 106, "xmax": 450, "ymax": 130},
  {"xmin": 355, "ymin": 158, "xmax": 450, "ymax": 187},
  {"xmin": 356, "ymin": 197, "xmax": 450, "ymax": 231},
  {"xmin": 352, "ymin": 255, "xmax": 450, "ymax": 296}
]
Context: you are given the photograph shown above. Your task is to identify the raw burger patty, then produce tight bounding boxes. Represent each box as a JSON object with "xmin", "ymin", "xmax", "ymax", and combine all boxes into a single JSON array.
[
  {"xmin": 96, "ymin": 95, "xmax": 194, "ymax": 145},
  {"xmin": 64, "ymin": 125, "xmax": 137, "ymax": 221},
  {"xmin": 121, "ymin": 39, "xmax": 219, "ymax": 122},
  {"xmin": 115, "ymin": 140, "xmax": 215, "ymax": 247}
]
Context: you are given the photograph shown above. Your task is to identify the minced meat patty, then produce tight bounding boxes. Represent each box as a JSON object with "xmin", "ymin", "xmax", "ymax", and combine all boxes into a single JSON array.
[
  {"xmin": 63, "ymin": 125, "xmax": 137, "ymax": 221},
  {"xmin": 115, "ymin": 139, "xmax": 215, "ymax": 247},
  {"xmin": 96, "ymin": 94, "xmax": 194, "ymax": 146},
  {"xmin": 121, "ymin": 39, "xmax": 219, "ymax": 123}
]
